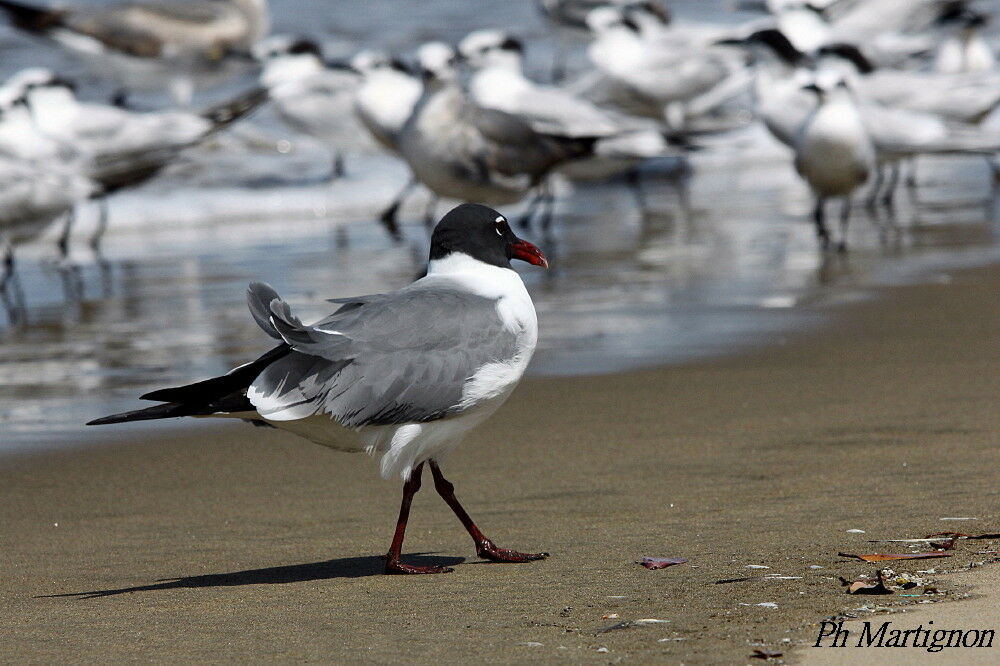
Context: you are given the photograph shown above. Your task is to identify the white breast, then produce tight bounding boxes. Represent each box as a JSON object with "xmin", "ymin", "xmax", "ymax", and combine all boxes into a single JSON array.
[{"xmin": 796, "ymin": 97, "xmax": 875, "ymax": 197}]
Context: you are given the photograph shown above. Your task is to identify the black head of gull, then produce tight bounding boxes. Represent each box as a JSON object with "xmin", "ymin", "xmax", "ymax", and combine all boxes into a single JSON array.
[
  {"xmin": 458, "ymin": 30, "xmax": 526, "ymax": 70},
  {"xmin": 585, "ymin": 6, "xmax": 641, "ymax": 34},
  {"xmin": 416, "ymin": 41, "xmax": 459, "ymax": 82},
  {"xmin": 742, "ymin": 29, "xmax": 808, "ymax": 67},
  {"xmin": 286, "ymin": 38, "xmax": 323, "ymax": 58},
  {"xmin": 278, "ymin": 38, "xmax": 356, "ymax": 73},
  {"xmin": 935, "ymin": 6, "xmax": 989, "ymax": 29},
  {"xmin": 816, "ymin": 43, "xmax": 875, "ymax": 75},
  {"xmin": 623, "ymin": 1, "xmax": 672, "ymax": 29},
  {"xmin": 430, "ymin": 203, "xmax": 548, "ymax": 269},
  {"xmin": 36, "ymin": 74, "xmax": 76, "ymax": 95}
]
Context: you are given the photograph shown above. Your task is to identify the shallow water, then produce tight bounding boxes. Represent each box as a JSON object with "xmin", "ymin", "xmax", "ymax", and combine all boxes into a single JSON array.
[{"xmin": 1, "ymin": 1, "xmax": 999, "ymax": 452}]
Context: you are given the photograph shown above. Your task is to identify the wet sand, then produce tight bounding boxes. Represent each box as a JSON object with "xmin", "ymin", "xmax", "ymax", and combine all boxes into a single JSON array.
[{"xmin": 2, "ymin": 266, "xmax": 999, "ymax": 664}]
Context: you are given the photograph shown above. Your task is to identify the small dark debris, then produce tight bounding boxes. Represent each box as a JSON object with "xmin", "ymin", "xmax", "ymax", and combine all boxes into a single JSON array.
[
  {"xmin": 750, "ymin": 648, "xmax": 783, "ymax": 660},
  {"xmin": 841, "ymin": 569, "xmax": 893, "ymax": 595},
  {"xmin": 595, "ymin": 621, "xmax": 633, "ymax": 635}
]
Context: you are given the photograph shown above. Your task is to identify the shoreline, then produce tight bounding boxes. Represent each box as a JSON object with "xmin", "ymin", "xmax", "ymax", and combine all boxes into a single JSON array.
[{"xmin": 2, "ymin": 263, "xmax": 999, "ymax": 663}]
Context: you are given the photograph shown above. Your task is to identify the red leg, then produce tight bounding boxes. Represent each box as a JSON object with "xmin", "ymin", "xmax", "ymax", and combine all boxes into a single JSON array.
[
  {"xmin": 429, "ymin": 461, "xmax": 549, "ymax": 563},
  {"xmin": 384, "ymin": 463, "xmax": 454, "ymax": 575}
]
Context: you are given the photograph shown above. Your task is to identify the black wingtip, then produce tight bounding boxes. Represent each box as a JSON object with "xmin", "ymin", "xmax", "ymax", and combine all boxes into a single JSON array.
[
  {"xmin": 0, "ymin": 0, "xmax": 62, "ymax": 31},
  {"xmin": 85, "ymin": 402, "xmax": 188, "ymax": 425},
  {"xmin": 86, "ymin": 413, "xmax": 139, "ymax": 426},
  {"xmin": 201, "ymin": 86, "xmax": 270, "ymax": 128}
]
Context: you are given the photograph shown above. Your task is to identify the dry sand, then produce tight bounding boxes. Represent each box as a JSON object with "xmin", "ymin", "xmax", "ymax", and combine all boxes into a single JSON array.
[
  {"xmin": 803, "ymin": 566, "xmax": 999, "ymax": 665},
  {"xmin": 1, "ymin": 266, "xmax": 999, "ymax": 664}
]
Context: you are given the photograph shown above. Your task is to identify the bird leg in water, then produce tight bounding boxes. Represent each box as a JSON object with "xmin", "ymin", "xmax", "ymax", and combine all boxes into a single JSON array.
[
  {"xmin": 988, "ymin": 156, "xmax": 1000, "ymax": 185},
  {"xmin": 331, "ymin": 151, "xmax": 346, "ymax": 180},
  {"xmin": 865, "ymin": 164, "xmax": 884, "ymax": 211},
  {"xmin": 905, "ymin": 158, "xmax": 918, "ymax": 190},
  {"xmin": 0, "ymin": 239, "xmax": 26, "ymax": 323},
  {"xmin": 90, "ymin": 197, "xmax": 110, "ymax": 252},
  {"xmin": 429, "ymin": 460, "xmax": 549, "ymax": 563},
  {"xmin": 881, "ymin": 162, "xmax": 899, "ymax": 208},
  {"xmin": 813, "ymin": 197, "xmax": 830, "ymax": 250},
  {"xmin": 517, "ymin": 189, "xmax": 545, "ymax": 230},
  {"xmin": 626, "ymin": 167, "xmax": 647, "ymax": 212},
  {"xmin": 539, "ymin": 181, "xmax": 556, "ymax": 233},
  {"xmin": 379, "ymin": 176, "xmax": 417, "ymax": 240},
  {"xmin": 0, "ymin": 237, "xmax": 12, "ymax": 294},
  {"xmin": 57, "ymin": 208, "xmax": 76, "ymax": 259},
  {"xmin": 838, "ymin": 198, "xmax": 852, "ymax": 253},
  {"xmin": 384, "ymin": 463, "xmax": 455, "ymax": 575}
]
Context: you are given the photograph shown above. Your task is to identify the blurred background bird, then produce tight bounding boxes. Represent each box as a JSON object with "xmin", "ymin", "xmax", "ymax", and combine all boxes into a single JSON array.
[{"xmin": 1, "ymin": 0, "xmax": 999, "ymax": 433}]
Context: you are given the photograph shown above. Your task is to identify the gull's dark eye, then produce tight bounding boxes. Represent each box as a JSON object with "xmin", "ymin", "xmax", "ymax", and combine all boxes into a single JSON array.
[{"xmin": 494, "ymin": 216, "xmax": 507, "ymax": 236}]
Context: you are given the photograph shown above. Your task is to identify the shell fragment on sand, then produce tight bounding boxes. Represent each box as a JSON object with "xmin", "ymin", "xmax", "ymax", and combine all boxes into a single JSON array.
[{"xmin": 638, "ymin": 556, "xmax": 688, "ymax": 570}]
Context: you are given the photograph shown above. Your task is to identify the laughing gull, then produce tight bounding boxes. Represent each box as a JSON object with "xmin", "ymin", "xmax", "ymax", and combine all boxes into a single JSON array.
[
  {"xmin": 738, "ymin": 33, "xmax": 1000, "ymax": 205},
  {"xmin": 816, "ymin": 42, "xmax": 1000, "ymax": 125},
  {"xmin": 395, "ymin": 42, "xmax": 599, "ymax": 231},
  {"xmin": 459, "ymin": 29, "xmax": 661, "ymax": 143},
  {"xmin": 933, "ymin": 8, "xmax": 995, "ymax": 74},
  {"xmin": 347, "ymin": 50, "xmax": 436, "ymax": 234},
  {"xmin": 794, "ymin": 78, "xmax": 875, "ymax": 251},
  {"xmin": 538, "ymin": 0, "xmax": 670, "ymax": 80},
  {"xmin": 764, "ymin": 0, "xmax": 958, "ymax": 65},
  {"xmin": 0, "ymin": 153, "xmax": 96, "ymax": 314},
  {"xmin": 0, "ymin": 0, "xmax": 269, "ymax": 106},
  {"xmin": 459, "ymin": 29, "xmax": 668, "ymax": 215},
  {"xmin": 539, "ymin": 0, "xmax": 663, "ymax": 30},
  {"xmin": 582, "ymin": 6, "xmax": 747, "ymax": 129},
  {"xmin": 7, "ymin": 69, "xmax": 268, "ymax": 252},
  {"xmin": 89, "ymin": 203, "xmax": 550, "ymax": 575},
  {"xmin": 255, "ymin": 36, "xmax": 359, "ymax": 179}
]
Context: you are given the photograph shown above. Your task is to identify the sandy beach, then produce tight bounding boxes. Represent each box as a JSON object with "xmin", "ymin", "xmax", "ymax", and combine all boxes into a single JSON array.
[{"xmin": 2, "ymin": 265, "xmax": 998, "ymax": 664}]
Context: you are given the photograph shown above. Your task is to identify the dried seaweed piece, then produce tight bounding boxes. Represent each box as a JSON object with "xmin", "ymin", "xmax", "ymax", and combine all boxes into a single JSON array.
[
  {"xmin": 638, "ymin": 556, "xmax": 688, "ymax": 570},
  {"xmin": 840, "ymin": 569, "xmax": 893, "ymax": 595},
  {"xmin": 929, "ymin": 537, "xmax": 959, "ymax": 551},
  {"xmin": 838, "ymin": 551, "xmax": 952, "ymax": 562}
]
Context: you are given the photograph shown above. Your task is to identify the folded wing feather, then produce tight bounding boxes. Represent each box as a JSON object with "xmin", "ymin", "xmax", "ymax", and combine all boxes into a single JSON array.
[{"xmin": 247, "ymin": 282, "xmax": 520, "ymax": 428}]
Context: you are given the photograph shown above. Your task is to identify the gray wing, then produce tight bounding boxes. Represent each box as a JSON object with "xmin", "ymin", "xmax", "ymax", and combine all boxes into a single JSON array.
[
  {"xmin": 246, "ymin": 282, "xmax": 519, "ymax": 427},
  {"xmin": 507, "ymin": 86, "xmax": 624, "ymax": 138},
  {"xmin": 467, "ymin": 104, "xmax": 596, "ymax": 180}
]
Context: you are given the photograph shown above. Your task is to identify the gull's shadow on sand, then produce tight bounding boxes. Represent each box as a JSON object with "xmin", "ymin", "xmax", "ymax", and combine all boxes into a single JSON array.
[{"xmin": 36, "ymin": 553, "xmax": 466, "ymax": 600}]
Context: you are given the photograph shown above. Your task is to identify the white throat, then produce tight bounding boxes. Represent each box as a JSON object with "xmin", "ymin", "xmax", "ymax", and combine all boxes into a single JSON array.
[
  {"xmin": 424, "ymin": 252, "xmax": 531, "ymax": 308},
  {"xmin": 423, "ymin": 252, "xmax": 537, "ymax": 355}
]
